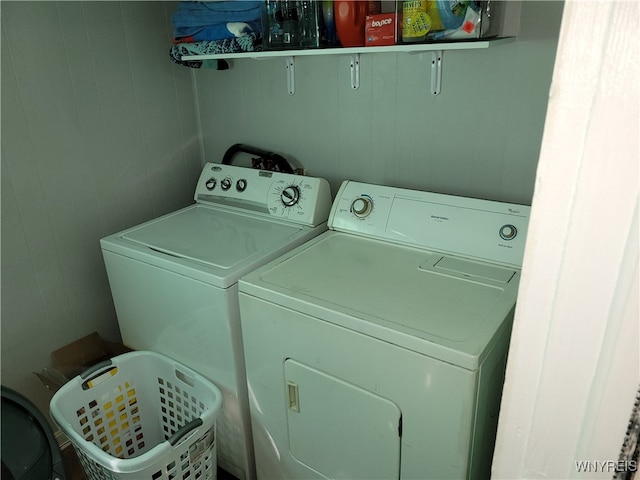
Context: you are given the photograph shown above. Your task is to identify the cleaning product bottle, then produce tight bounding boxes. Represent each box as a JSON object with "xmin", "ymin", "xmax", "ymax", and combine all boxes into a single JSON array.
[
  {"xmin": 322, "ymin": 0, "xmax": 337, "ymax": 46},
  {"xmin": 334, "ymin": 0, "xmax": 368, "ymax": 47},
  {"xmin": 300, "ymin": 0, "xmax": 320, "ymax": 48},
  {"xmin": 282, "ymin": 0, "xmax": 301, "ymax": 47},
  {"xmin": 262, "ymin": 0, "xmax": 284, "ymax": 49},
  {"xmin": 402, "ymin": 0, "xmax": 431, "ymax": 43}
]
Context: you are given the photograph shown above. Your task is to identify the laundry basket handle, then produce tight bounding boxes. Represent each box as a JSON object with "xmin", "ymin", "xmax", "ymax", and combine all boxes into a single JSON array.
[
  {"xmin": 168, "ymin": 418, "xmax": 203, "ymax": 446},
  {"xmin": 80, "ymin": 360, "xmax": 117, "ymax": 390},
  {"xmin": 81, "ymin": 360, "xmax": 113, "ymax": 379}
]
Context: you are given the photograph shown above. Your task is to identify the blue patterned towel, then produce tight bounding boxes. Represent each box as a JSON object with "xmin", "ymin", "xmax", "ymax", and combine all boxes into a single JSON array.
[
  {"xmin": 172, "ymin": 1, "xmax": 262, "ymax": 41},
  {"xmin": 170, "ymin": 33, "xmax": 261, "ymax": 69}
]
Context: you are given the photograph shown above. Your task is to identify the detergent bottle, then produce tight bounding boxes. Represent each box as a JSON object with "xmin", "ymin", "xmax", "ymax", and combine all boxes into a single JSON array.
[
  {"xmin": 334, "ymin": 0, "xmax": 368, "ymax": 47},
  {"xmin": 322, "ymin": 0, "xmax": 337, "ymax": 46}
]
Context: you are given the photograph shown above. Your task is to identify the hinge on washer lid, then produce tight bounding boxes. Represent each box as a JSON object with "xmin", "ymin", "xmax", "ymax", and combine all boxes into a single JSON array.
[{"xmin": 398, "ymin": 414, "xmax": 403, "ymax": 437}]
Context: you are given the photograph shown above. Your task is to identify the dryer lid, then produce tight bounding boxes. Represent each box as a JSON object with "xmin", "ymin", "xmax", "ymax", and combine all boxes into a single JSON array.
[
  {"xmin": 241, "ymin": 232, "xmax": 521, "ymax": 369},
  {"xmin": 121, "ymin": 205, "xmax": 304, "ymax": 271}
]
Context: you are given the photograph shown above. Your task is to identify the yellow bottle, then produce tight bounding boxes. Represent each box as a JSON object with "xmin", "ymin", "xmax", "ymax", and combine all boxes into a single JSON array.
[{"xmin": 402, "ymin": 0, "xmax": 431, "ymax": 43}]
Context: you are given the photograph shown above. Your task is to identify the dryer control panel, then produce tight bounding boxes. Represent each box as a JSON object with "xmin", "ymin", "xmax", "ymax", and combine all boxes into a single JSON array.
[
  {"xmin": 195, "ymin": 163, "xmax": 331, "ymax": 227},
  {"xmin": 329, "ymin": 181, "xmax": 531, "ymax": 268}
]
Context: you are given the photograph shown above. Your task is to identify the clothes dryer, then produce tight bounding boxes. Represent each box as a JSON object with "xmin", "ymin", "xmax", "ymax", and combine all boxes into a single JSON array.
[
  {"xmin": 238, "ymin": 180, "xmax": 530, "ymax": 479},
  {"xmin": 100, "ymin": 163, "xmax": 331, "ymax": 480}
]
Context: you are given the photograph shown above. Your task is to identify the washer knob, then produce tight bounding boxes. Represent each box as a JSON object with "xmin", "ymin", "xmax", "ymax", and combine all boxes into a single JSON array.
[
  {"xmin": 221, "ymin": 177, "xmax": 232, "ymax": 191},
  {"xmin": 236, "ymin": 179, "xmax": 247, "ymax": 192},
  {"xmin": 499, "ymin": 224, "xmax": 518, "ymax": 240},
  {"xmin": 351, "ymin": 196, "xmax": 373, "ymax": 218},
  {"xmin": 205, "ymin": 178, "xmax": 217, "ymax": 190},
  {"xmin": 281, "ymin": 185, "xmax": 301, "ymax": 207}
]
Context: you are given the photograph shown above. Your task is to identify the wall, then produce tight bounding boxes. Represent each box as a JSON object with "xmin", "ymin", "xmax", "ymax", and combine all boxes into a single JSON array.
[
  {"xmin": 493, "ymin": 1, "xmax": 639, "ymax": 478},
  {"xmin": 1, "ymin": 0, "xmax": 564, "ymax": 427},
  {"xmin": 1, "ymin": 1, "xmax": 201, "ymax": 416},
  {"xmin": 196, "ymin": 1, "xmax": 564, "ymax": 206}
]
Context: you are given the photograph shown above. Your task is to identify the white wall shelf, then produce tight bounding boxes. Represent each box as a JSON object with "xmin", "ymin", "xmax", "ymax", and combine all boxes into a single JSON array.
[{"xmin": 182, "ymin": 37, "xmax": 515, "ymax": 96}]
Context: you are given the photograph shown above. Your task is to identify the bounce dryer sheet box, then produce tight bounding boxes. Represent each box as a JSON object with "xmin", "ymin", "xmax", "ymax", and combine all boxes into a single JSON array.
[{"xmin": 366, "ymin": 13, "xmax": 397, "ymax": 46}]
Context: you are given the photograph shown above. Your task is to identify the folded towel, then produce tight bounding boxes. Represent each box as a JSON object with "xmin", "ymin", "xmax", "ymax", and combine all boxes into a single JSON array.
[
  {"xmin": 172, "ymin": 1, "xmax": 262, "ymax": 41},
  {"xmin": 173, "ymin": 20, "xmax": 262, "ymax": 43},
  {"xmin": 169, "ymin": 32, "xmax": 261, "ymax": 69}
]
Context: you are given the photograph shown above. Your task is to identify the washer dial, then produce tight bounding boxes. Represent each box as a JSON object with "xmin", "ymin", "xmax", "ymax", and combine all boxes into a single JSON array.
[
  {"xmin": 205, "ymin": 178, "xmax": 217, "ymax": 190},
  {"xmin": 221, "ymin": 177, "xmax": 233, "ymax": 191},
  {"xmin": 281, "ymin": 185, "xmax": 301, "ymax": 207},
  {"xmin": 351, "ymin": 195, "xmax": 373, "ymax": 218}
]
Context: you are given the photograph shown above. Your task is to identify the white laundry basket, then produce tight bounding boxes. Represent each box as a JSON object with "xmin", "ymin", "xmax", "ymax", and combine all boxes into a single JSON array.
[{"xmin": 50, "ymin": 351, "xmax": 222, "ymax": 480}]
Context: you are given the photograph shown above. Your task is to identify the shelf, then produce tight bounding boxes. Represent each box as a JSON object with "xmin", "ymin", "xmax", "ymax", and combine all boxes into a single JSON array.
[
  {"xmin": 181, "ymin": 37, "xmax": 514, "ymax": 61},
  {"xmin": 182, "ymin": 37, "xmax": 515, "ymax": 96}
]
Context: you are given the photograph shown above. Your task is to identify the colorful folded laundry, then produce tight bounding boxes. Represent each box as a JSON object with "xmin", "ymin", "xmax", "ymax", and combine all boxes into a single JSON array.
[{"xmin": 172, "ymin": 1, "xmax": 263, "ymax": 42}]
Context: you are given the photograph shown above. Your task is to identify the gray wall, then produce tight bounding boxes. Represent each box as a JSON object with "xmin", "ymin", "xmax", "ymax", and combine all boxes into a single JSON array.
[
  {"xmin": 1, "ymin": 1, "xmax": 564, "ymax": 419},
  {"xmin": 1, "ymin": 1, "xmax": 201, "ymax": 416},
  {"xmin": 197, "ymin": 1, "xmax": 564, "ymax": 205}
]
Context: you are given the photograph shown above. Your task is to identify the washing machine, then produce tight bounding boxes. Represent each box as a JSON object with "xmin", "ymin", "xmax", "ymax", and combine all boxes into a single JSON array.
[
  {"xmin": 100, "ymin": 162, "xmax": 331, "ymax": 480},
  {"xmin": 238, "ymin": 180, "xmax": 531, "ymax": 480}
]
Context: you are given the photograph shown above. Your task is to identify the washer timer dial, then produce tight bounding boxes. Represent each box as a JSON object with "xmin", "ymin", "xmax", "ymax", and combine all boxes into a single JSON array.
[
  {"xmin": 281, "ymin": 185, "xmax": 301, "ymax": 207},
  {"xmin": 267, "ymin": 180, "xmax": 309, "ymax": 217}
]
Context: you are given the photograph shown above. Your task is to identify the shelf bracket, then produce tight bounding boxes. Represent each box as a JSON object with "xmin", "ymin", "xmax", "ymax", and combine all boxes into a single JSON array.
[
  {"xmin": 350, "ymin": 54, "xmax": 360, "ymax": 90},
  {"xmin": 431, "ymin": 50, "xmax": 443, "ymax": 96},
  {"xmin": 285, "ymin": 56, "xmax": 295, "ymax": 95}
]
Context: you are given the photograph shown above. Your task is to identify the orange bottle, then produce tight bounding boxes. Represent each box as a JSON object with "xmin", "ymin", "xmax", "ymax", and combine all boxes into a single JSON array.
[{"xmin": 334, "ymin": 0, "xmax": 368, "ymax": 47}]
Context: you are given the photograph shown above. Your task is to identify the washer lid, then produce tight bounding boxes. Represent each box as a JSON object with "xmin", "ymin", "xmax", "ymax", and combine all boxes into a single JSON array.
[
  {"xmin": 240, "ymin": 232, "xmax": 521, "ymax": 369},
  {"xmin": 121, "ymin": 205, "xmax": 304, "ymax": 271}
]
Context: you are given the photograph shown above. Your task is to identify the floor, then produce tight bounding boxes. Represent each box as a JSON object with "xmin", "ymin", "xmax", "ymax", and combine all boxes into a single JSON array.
[
  {"xmin": 62, "ymin": 445, "xmax": 239, "ymax": 480},
  {"xmin": 61, "ymin": 446, "xmax": 86, "ymax": 480}
]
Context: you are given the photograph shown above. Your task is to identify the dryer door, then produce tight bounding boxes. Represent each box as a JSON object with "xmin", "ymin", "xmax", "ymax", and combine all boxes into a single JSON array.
[{"xmin": 284, "ymin": 359, "xmax": 402, "ymax": 479}]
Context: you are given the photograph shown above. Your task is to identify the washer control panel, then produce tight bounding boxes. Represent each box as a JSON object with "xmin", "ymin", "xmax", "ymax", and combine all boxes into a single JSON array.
[
  {"xmin": 195, "ymin": 163, "xmax": 331, "ymax": 227},
  {"xmin": 329, "ymin": 181, "xmax": 531, "ymax": 268}
]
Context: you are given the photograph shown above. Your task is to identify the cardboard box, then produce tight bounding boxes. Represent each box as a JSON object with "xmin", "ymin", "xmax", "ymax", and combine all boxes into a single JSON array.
[
  {"xmin": 35, "ymin": 332, "xmax": 131, "ymax": 391},
  {"xmin": 366, "ymin": 13, "xmax": 397, "ymax": 46}
]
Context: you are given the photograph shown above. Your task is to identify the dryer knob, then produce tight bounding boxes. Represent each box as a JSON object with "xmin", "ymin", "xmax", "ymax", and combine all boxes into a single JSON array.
[
  {"xmin": 351, "ymin": 196, "xmax": 373, "ymax": 218},
  {"xmin": 499, "ymin": 224, "xmax": 517, "ymax": 240},
  {"xmin": 205, "ymin": 178, "xmax": 217, "ymax": 190}
]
